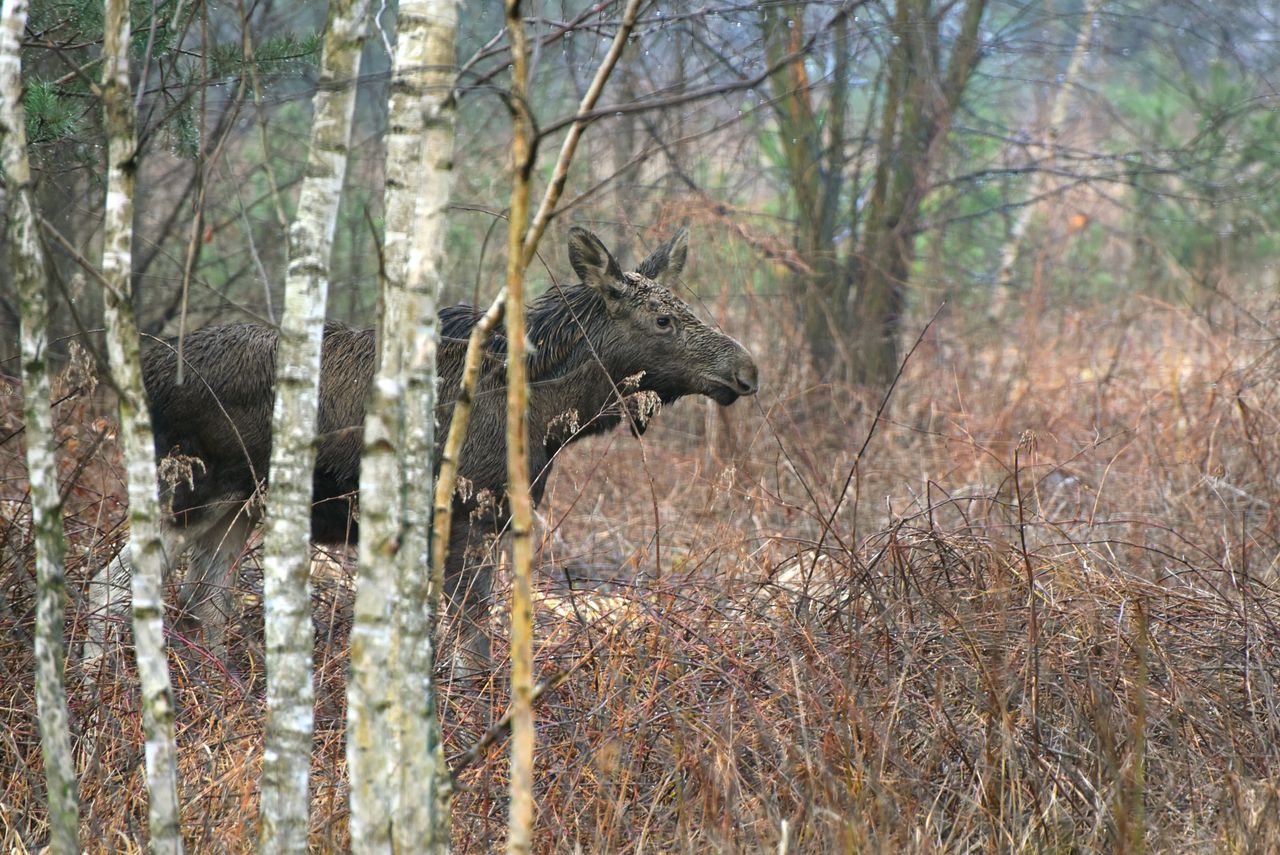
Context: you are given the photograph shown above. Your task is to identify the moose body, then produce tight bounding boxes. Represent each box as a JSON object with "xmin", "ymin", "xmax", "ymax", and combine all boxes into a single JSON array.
[{"xmin": 96, "ymin": 228, "xmax": 758, "ymax": 667}]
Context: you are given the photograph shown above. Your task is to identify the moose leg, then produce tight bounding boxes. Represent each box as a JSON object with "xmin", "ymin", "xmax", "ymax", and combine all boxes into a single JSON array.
[
  {"xmin": 444, "ymin": 514, "xmax": 496, "ymax": 675},
  {"xmin": 80, "ymin": 526, "xmax": 184, "ymax": 672},
  {"xmin": 175, "ymin": 503, "xmax": 258, "ymax": 660}
]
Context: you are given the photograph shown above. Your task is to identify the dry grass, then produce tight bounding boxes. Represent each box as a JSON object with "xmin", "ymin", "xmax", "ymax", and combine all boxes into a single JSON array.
[{"xmin": 2, "ymin": 289, "xmax": 1279, "ymax": 853}]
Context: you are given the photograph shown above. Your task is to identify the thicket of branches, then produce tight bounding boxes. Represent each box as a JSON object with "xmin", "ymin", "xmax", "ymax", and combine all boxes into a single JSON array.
[{"xmin": 7, "ymin": 0, "xmax": 1279, "ymax": 373}]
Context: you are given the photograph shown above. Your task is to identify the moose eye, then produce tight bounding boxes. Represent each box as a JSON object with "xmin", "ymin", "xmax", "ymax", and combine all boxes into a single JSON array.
[{"xmin": 655, "ymin": 315, "xmax": 673, "ymax": 330}]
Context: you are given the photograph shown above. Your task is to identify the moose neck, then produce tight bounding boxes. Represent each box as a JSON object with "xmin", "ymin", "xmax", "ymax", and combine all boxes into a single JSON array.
[
  {"xmin": 523, "ymin": 283, "xmax": 616, "ymax": 383},
  {"xmin": 438, "ymin": 284, "xmax": 645, "ymax": 456},
  {"xmin": 520, "ymin": 284, "xmax": 644, "ymax": 454}
]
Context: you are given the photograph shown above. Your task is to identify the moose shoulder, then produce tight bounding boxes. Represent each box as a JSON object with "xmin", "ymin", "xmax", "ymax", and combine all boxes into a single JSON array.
[{"xmin": 95, "ymin": 227, "xmax": 758, "ymax": 668}]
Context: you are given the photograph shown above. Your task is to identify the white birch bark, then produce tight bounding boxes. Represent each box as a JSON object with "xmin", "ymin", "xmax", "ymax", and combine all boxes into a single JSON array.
[
  {"xmin": 1, "ymin": 2, "xmax": 81, "ymax": 849},
  {"xmin": 988, "ymin": 0, "xmax": 1100, "ymax": 320},
  {"xmin": 396, "ymin": 5, "xmax": 459, "ymax": 844},
  {"xmin": 100, "ymin": 0, "xmax": 185, "ymax": 851},
  {"xmin": 346, "ymin": 0, "xmax": 459, "ymax": 850},
  {"xmin": 258, "ymin": 0, "xmax": 372, "ymax": 851}
]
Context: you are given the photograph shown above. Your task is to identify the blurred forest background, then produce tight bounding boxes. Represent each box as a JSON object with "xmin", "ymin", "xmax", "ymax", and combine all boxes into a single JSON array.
[
  {"xmin": 5, "ymin": 0, "xmax": 1278, "ymax": 373},
  {"xmin": 3, "ymin": 0, "xmax": 1280, "ymax": 851}
]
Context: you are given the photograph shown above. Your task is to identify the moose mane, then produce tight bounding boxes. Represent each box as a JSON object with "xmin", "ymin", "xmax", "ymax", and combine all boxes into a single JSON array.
[{"xmin": 439, "ymin": 282, "xmax": 614, "ymax": 382}]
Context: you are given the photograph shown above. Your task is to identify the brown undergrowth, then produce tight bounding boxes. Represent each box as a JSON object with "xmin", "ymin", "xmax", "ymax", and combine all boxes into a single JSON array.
[{"xmin": 1, "ymin": 292, "xmax": 1278, "ymax": 852}]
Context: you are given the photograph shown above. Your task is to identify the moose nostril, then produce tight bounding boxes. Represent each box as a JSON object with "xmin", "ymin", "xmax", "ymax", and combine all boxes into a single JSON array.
[{"xmin": 735, "ymin": 362, "xmax": 759, "ymax": 395}]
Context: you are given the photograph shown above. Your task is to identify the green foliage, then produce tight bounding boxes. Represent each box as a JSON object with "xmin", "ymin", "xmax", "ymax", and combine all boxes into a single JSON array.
[
  {"xmin": 913, "ymin": 51, "xmax": 1280, "ymax": 309},
  {"xmin": 915, "ymin": 113, "xmax": 1015, "ymax": 302},
  {"xmin": 24, "ymin": 80, "xmax": 82, "ymax": 147},
  {"xmin": 24, "ymin": 0, "xmax": 320, "ymax": 169},
  {"xmin": 128, "ymin": 0, "xmax": 185, "ymax": 59},
  {"xmin": 1107, "ymin": 59, "xmax": 1280, "ymax": 298},
  {"xmin": 1057, "ymin": 220, "xmax": 1115, "ymax": 301},
  {"xmin": 207, "ymin": 33, "xmax": 323, "ymax": 93},
  {"xmin": 28, "ymin": 0, "xmax": 178, "ymax": 60},
  {"xmin": 168, "ymin": 88, "xmax": 201, "ymax": 159},
  {"xmin": 754, "ymin": 112, "xmax": 792, "ymax": 222},
  {"xmin": 27, "ymin": 0, "xmax": 103, "ymax": 37}
]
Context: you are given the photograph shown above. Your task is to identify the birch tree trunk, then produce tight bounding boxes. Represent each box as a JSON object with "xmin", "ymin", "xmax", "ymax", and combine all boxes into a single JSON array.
[
  {"xmin": 100, "ymin": 0, "xmax": 185, "ymax": 850},
  {"xmin": 258, "ymin": 0, "xmax": 372, "ymax": 850},
  {"xmin": 1, "ymin": 2, "xmax": 81, "ymax": 849},
  {"xmin": 987, "ymin": 0, "xmax": 1100, "ymax": 321},
  {"xmin": 347, "ymin": 0, "xmax": 459, "ymax": 850},
  {"xmin": 392, "ymin": 0, "xmax": 460, "ymax": 847},
  {"xmin": 502, "ymin": 3, "xmax": 536, "ymax": 852}
]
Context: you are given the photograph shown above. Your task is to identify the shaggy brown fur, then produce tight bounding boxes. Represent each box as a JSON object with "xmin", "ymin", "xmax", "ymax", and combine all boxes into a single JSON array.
[{"xmin": 98, "ymin": 228, "xmax": 758, "ymax": 666}]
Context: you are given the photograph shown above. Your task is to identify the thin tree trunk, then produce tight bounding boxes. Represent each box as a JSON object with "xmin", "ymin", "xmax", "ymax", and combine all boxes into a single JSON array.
[
  {"xmin": 512, "ymin": 5, "xmax": 645, "ymax": 851},
  {"xmin": 101, "ymin": 0, "xmax": 185, "ymax": 850},
  {"xmin": 430, "ymin": 290, "xmax": 506, "ymax": 622},
  {"xmin": 258, "ymin": 0, "xmax": 372, "ymax": 850},
  {"xmin": 347, "ymin": 0, "xmax": 460, "ymax": 849},
  {"xmin": 1, "ymin": 2, "xmax": 81, "ymax": 849},
  {"xmin": 393, "ymin": 1, "xmax": 460, "ymax": 846},
  {"xmin": 988, "ymin": 0, "xmax": 1099, "ymax": 321},
  {"xmin": 853, "ymin": 0, "xmax": 986, "ymax": 385},
  {"xmin": 419, "ymin": 8, "xmax": 639, "ymax": 846},
  {"xmin": 761, "ymin": 3, "xmax": 849, "ymax": 372},
  {"xmin": 503, "ymin": 2, "xmax": 536, "ymax": 852},
  {"xmin": 851, "ymin": 0, "xmax": 910, "ymax": 385},
  {"xmin": 761, "ymin": 3, "xmax": 823, "ymax": 256},
  {"xmin": 394, "ymin": 0, "xmax": 462, "ymax": 845},
  {"xmin": 430, "ymin": 0, "xmax": 640, "ymax": 583}
]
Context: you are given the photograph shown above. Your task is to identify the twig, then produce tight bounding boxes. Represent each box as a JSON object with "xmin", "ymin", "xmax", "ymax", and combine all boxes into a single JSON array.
[
  {"xmin": 1013, "ymin": 436, "xmax": 1042, "ymax": 751},
  {"xmin": 429, "ymin": 290, "xmax": 506, "ymax": 606},
  {"xmin": 534, "ymin": 5, "xmax": 855, "ymax": 139},
  {"xmin": 520, "ymin": 0, "xmax": 642, "ymax": 263},
  {"xmin": 806, "ymin": 302, "xmax": 945, "ymax": 583},
  {"xmin": 449, "ymin": 629, "xmax": 617, "ymax": 776}
]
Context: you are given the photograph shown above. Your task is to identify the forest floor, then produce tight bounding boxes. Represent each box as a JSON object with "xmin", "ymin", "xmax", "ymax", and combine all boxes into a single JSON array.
[{"xmin": 2, "ymin": 293, "xmax": 1278, "ymax": 853}]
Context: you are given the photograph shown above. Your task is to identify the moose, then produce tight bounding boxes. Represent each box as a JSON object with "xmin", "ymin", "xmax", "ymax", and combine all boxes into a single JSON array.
[{"xmin": 90, "ymin": 227, "xmax": 758, "ymax": 668}]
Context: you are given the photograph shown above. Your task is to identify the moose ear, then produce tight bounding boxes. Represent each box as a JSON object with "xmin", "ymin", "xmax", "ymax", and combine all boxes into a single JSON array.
[
  {"xmin": 568, "ymin": 227, "xmax": 625, "ymax": 293},
  {"xmin": 636, "ymin": 228, "xmax": 689, "ymax": 283}
]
